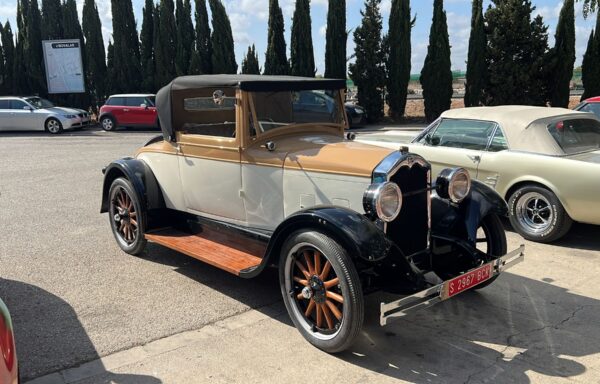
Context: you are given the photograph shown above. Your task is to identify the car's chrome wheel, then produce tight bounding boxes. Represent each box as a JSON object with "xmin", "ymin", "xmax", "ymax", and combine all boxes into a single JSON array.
[
  {"xmin": 515, "ymin": 192, "xmax": 553, "ymax": 234},
  {"xmin": 108, "ymin": 178, "xmax": 146, "ymax": 255},
  {"xmin": 46, "ymin": 118, "xmax": 62, "ymax": 134},
  {"xmin": 279, "ymin": 231, "xmax": 363, "ymax": 353}
]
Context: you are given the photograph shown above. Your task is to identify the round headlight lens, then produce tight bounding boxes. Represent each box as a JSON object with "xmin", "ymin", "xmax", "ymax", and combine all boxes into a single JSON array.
[
  {"xmin": 364, "ymin": 182, "xmax": 402, "ymax": 222},
  {"xmin": 448, "ymin": 169, "xmax": 471, "ymax": 203}
]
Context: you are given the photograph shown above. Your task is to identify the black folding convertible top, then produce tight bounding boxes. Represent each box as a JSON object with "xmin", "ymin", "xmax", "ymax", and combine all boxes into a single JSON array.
[{"xmin": 156, "ymin": 74, "xmax": 346, "ymax": 141}]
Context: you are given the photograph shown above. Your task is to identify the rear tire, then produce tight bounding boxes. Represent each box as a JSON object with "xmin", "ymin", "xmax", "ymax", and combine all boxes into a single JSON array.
[{"xmin": 279, "ymin": 231, "xmax": 363, "ymax": 353}]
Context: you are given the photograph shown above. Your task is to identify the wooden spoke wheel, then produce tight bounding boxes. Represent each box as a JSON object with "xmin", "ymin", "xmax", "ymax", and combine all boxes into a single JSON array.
[
  {"xmin": 108, "ymin": 178, "xmax": 146, "ymax": 255},
  {"xmin": 280, "ymin": 231, "xmax": 363, "ymax": 353},
  {"xmin": 471, "ymin": 214, "xmax": 507, "ymax": 290}
]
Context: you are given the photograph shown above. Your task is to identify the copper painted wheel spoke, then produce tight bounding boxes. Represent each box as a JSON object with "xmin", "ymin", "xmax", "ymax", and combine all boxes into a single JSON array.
[
  {"xmin": 316, "ymin": 303, "xmax": 323, "ymax": 328},
  {"xmin": 130, "ymin": 212, "xmax": 137, "ymax": 218},
  {"xmin": 304, "ymin": 250, "xmax": 315, "ymax": 275},
  {"xmin": 296, "ymin": 292, "xmax": 305, "ymax": 300},
  {"xmin": 293, "ymin": 276, "xmax": 308, "ymax": 286},
  {"xmin": 324, "ymin": 277, "xmax": 339, "ymax": 289},
  {"xmin": 314, "ymin": 251, "xmax": 321, "ymax": 276},
  {"xmin": 119, "ymin": 221, "xmax": 125, "ymax": 232},
  {"xmin": 304, "ymin": 300, "xmax": 315, "ymax": 317},
  {"xmin": 321, "ymin": 303, "xmax": 334, "ymax": 330},
  {"xmin": 320, "ymin": 261, "xmax": 331, "ymax": 280},
  {"xmin": 130, "ymin": 219, "xmax": 138, "ymax": 228},
  {"xmin": 294, "ymin": 260, "xmax": 311, "ymax": 279},
  {"xmin": 325, "ymin": 300, "xmax": 342, "ymax": 320},
  {"xmin": 326, "ymin": 290, "xmax": 344, "ymax": 304}
]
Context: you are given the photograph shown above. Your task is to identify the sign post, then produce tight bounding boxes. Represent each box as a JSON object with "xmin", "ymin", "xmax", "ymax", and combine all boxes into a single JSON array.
[{"xmin": 42, "ymin": 39, "xmax": 85, "ymax": 94}]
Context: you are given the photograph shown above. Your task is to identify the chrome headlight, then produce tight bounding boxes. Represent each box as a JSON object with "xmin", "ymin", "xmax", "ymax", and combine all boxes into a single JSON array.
[
  {"xmin": 363, "ymin": 182, "xmax": 403, "ymax": 222},
  {"xmin": 436, "ymin": 167, "xmax": 471, "ymax": 203}
]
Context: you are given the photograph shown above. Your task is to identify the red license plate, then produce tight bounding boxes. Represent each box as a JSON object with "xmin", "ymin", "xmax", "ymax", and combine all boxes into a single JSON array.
[{"xmin": 441, "ymin": 263, "xmax": 494, "ymax": 299}]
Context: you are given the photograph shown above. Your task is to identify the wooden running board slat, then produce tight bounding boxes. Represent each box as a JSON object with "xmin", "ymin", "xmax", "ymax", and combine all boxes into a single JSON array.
[{"xmin": 145, "ymin": 227, "xmax": 264, "ymax": 276}]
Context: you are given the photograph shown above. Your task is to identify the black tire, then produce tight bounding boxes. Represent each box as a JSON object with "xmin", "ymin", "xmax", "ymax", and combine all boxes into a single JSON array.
[
  {"xmin": 508, "ymin": 185, "xmax": 572, "ymax": 243},
  {"xmin": 101, "ymin": 115, "xmax": 117, "ymax": 131},
  {"xmin": 471, "ymin": 213, "xmax": 507, "ymax": 290},
  {"xmin": 45, "ymin": 118, "xmax": 63, "ymax": 134},
  {"xmin": 279, "ymin": 231, "xmax": 363, "ymax": 353},
  {"xmin": 108, "ymin": 178, "xmax": 147, "ymax": 255}
]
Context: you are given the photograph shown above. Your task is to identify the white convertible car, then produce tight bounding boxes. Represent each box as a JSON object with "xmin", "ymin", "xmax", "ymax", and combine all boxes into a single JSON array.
[{"xmin": 357, "ymin": 106, "xmax": 600, "ymax": 243}]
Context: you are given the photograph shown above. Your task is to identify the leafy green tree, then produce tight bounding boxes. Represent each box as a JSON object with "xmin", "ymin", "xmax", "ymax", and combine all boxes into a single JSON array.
[
  {"xmin": 464, "ymin": 0, "xmax": 486, "ymax": 107},
  {"xmin": 241, "ymin": 44, "xmax": 260, "ymax": 74},
  {"xmin": 484, "ymin": 0, "xmax": 550, "ymax": 106},
  {"xmin": 582, "ymin": 13, "xmax": 600, "ymax": 100},
  {"xmin": 325, "ymin": 0, "xmax": 347, "ymax": 79},
  {"xmin": 349, "ymin": 0, "xmax": 386, "ymax": 122},
  {"xmin": 176, "ymin": 0, "xmax": 194, "ymax": 75},
  {"xmin": 290, "ymin": 0, "xmax": 315, "ymax": 77},
  {"xmin": 194, "ymin": 0, "xmax": 212, "ymax": 74},
  {"xmin": 41, "ymin": 0, "xmax": 63, "ymax": 39},
  {"xmin": 420, "ymin": 0, "xmax": 452, "ymax": 122},
  {"xmin": 208, "ymin": 0, "xmax": 237, "ymax": 74},
  {"xmin": 156, "ymin": 0, "xmax": 177, "ymax": 87},
  {"xmin": 386, "ymin": 0, "xmax": 413, "ymax": 118},
  {"xmin": 83, "ymin": 0, "xmax": 108, "ymax": 103},
  {"xmin": 140, "ymin": 0, "xmax": 155, "ymax": 92},
  {"xmin": 548, "ymin": 0, "xmax": 575, "ymax": 107},
  {"xmin": 25, "ymin": 0, "xmax": 45, "ymax": 95},
  {"xmin": 1, "ymin": 22, "xmax": 16, "ymax": 94},
  {"xmin": 110, "ymin": 0, "xmax": 142, "ymax": 93},
  {"xmin": 264, "ymin": 0, "xmax": 288, "ymax": 75}
]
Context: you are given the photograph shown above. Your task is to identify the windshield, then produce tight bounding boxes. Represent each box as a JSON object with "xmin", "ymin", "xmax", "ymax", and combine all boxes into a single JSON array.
[
  {"xmin": 25, "ymin": 97, "xmax": 55, "ymax": 109},
  {"xmin": 250, "ymin": 90, "xmax": 344, "ymax": 133},
  {"xmin": 548, "ymin": 118, "xmax": 600, "ymax": 154}
]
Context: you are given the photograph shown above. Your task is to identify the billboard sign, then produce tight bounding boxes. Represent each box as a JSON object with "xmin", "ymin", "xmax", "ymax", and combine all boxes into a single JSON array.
[{"xmin": 42, "ymin": 39, "xmax": 85, "ymax": 94}]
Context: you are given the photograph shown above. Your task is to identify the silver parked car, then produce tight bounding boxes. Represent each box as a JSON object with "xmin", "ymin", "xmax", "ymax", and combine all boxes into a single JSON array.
[{"xmin": 0, "ymin": 96, "xmax": 91, "ymax": 134}]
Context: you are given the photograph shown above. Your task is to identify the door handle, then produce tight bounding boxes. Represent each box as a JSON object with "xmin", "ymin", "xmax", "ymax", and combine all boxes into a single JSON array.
[
  {"xmin": 467, "ymin": 155, "xmax": 481, "ymax": 163},
  {"xmin": 123, "ymin": 109, "xmax": 130, "ymax": 112}
]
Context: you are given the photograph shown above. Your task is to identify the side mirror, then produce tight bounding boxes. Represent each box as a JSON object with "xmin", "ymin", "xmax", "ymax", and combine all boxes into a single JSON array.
[
  {"xmin": 431, "ymin": 136, "xmax": 441, "ymax": 146},
  {"xmin": 23, "ymin": 106, "xmax": 33, "ymax": 111},
  {"xmin": 140, "ymin": 103, "xmax": 148, "ymax": 109}
]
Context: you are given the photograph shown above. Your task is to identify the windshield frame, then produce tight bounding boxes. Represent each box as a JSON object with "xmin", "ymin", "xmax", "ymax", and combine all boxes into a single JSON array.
[
  {"xmin": 25, "ymin": 97, "xmax": 55, "ymax": 109},
  {"xmin": 246, "ymin": 89, "xmax": 347, "ymax": 139}
]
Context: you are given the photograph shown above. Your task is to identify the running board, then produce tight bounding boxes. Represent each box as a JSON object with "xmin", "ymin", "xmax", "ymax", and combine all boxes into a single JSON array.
[{"xmin": 145, "ymin": 227, "xmax": 264, "ymax": 276}]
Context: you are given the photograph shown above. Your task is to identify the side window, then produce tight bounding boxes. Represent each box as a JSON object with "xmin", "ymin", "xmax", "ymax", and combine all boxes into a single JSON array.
[
  {"xmin": 126, "ymin": 97, "xmax": 146, "ymax": 107},
  {"xmin": 106, "ymin": 97, "xmax": 124, "ymax": 106},
  {"xmin": 10, "ymin": 100, "xmax": 28, "ymax": 110},
  {"xmin": 423, "ymin": 119, "xmax": 496, "ymax": 150},
  {"xmin": 0, "ymin": 100, "xmax": 10, "ymax": 109},
  {"xmin": 176, "ymin": 88, "xmax": 237, "ymax": 138},
  {"xmin": 488, "ymin": 128, "xmax": 509, "ymax": 152}
]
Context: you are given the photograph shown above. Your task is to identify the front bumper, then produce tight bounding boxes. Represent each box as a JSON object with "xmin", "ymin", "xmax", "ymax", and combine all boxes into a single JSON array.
[
  {"xmin": 380, "ymin": 244, "xmax": 525, "ymax": 326},
  {"xmin": 62, "ymin": 116, "xmax": 91, "ymax": 129}
]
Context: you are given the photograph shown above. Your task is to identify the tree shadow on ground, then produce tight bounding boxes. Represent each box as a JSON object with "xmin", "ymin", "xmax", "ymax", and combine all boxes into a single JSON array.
[{"xmin": 0, "ymin": 278, "xmax": 162, "ymax": 383}]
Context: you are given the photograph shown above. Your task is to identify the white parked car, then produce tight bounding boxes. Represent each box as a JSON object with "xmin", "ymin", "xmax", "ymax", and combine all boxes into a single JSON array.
[{"xmin": 0, "ymin": 96, "xmax": 91, "ymax": 134}]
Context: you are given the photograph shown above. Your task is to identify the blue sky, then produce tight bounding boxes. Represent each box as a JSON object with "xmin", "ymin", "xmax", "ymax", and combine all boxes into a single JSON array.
[{"xmin": 0, "ymin": 0, "xmax": 595, "ymax": 74}]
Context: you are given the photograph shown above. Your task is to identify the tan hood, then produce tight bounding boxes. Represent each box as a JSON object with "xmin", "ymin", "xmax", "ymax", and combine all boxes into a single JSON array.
[{"xmin": 278, "ymin": 134, "xmax": 396, "ymax": 177}]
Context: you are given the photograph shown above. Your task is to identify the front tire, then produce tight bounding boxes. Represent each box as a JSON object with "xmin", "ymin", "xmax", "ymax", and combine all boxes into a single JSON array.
[
  {"xmin": 508, "ymin": 185, "xmax": 572, "ymax": 243},
  {"xmin": 101, "ymin": 116, "xmax": 117, "ymax": 131},
  {"xmin": 279, "ymin": 231, "xmax": 363, "ymax": 353},
  {"xmin": 471, "ymin": 213, "xmax": 507, "ymax": 290},
  {"xmin": 108, "ymin": 178, "xmax": 146, "ymax": 255},
  {"xmin": 45, "ymin": 118, "xmax": 63, "ymax": 134}
]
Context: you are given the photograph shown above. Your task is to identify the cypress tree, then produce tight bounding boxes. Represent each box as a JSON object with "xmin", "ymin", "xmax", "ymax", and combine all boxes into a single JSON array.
[
  {"xmin": 580, "ymin": 0, "xmax": 599, "ymax": 17},
  {"xmin": 189, "ymin": 50, "xmax": 203, "ymax": 74},
  {"xmin": 386, "ymin": 0, "xmax": 413, "ymax": 118},
  {"xmin": 25, "ymin": 0, "xmax": 45, "ymax": 95},
  {"xmin": 41, "ymin": 0, "xmax": 63, "ymax": 39},
  {"xmin": 106, "ymin": 40, "xmax": 117, "ymax": 95},
  {"xmin": 420, "ymin": 0, "xmax": 452, "ymax": 122},
  {"xmin": 140, "ymin": 0, "xmax": 155, "ymax": 92},
  {"xmin": 110, "ymin": 0, "xmax": 142, "ymax": 93},
  {"xmin": 241, "ymin": 44, "xmax": 260, "ymax": 74},
  {"xmin": 194, "ymin": 0, "xmax": 212, "ymax": 74},
  {"xmin": 0, "ymin": 42, "xmax": 5, "ymax": 96},
  {"xmin": 484, "ymin": 0, "xmax": 550, "ymax": 106},
  {"xmin": 15, "ymin": 0, "xmax": 30, "ymax": 95},
  {"xmin": 290, "ymin": 0, "xmax": 315, "ymax": 77},
  {"xmin": 62, "ymin": 0, "xmax": 89, "ymax": 107},
  {"xmin": 325, "ymin": 0, "xmax": 346, "ymax": 79},
  {"xmin": 175, "ymin": 0, "xmax": 194, "ymax": 76},
  {"xmin": 2, "ymin": 22, "xmax": 16, "ymax": 94},
  {"xmin": 581, "ymin": 14, "xmax": 600, "ymax": 100},
  {"xmin": 208, "ymin": 0, "xmax": 237, "ymax": 74},
  {"xmin": 155, "ymin": 0, "xmax": 177, "ymax": 87},
  {"xmin": 83, "ymin": 0, "xmax": 108, "ymax": 103},
  {"xmin": 153, "ymin": 3, "xmax": 164, "ymax": 89},
  {"xmin": 464, "ymin": 0, "xmax": 486, "ymax": 107},
  {"xmin": 349, "ymin": 0, "xmax": 386, "ymax": 122},
  {"xmin": 548, "ymin": 0, "xmax": 575, "ymax": 107},
  {"xmin": 264, "ymin": 0, "xmax": 288, "ymax": 75}
]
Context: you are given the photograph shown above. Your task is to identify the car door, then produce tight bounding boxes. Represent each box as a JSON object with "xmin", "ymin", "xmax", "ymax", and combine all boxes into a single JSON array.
[
  {"xmin": 124, "ymin": 96, "xmax": 149, "ymax": 126},
  {"xmin": 475, "ymin": 126, "xmax": 510, "ymax": 190},
  {"xmin": 107, "ymin": 97, "xmax": 127, "ymax": 124},
  {"xmin": 411, "ymin": 118, "xmax": 498, "ymax": 179},
  {"xmin": 0, "ymin": 100, "xmax": 11, "ymax": 130},
  {"xmin": 9, "ymin": 99, "xmax": 36, "ymax": 130},
  {"xmin": 176, "ymin": 88, "xmax": 246, "ymax": 223},
  {"xmin": 143, "ymin": 96, "xmax": 158, "ymax": 126}
]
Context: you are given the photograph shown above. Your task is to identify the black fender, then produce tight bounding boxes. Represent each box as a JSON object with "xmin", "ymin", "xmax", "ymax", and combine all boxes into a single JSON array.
[
  {"xmin": 432, "ymin": 180, "xmax": 508, "ymax": 243},
  {"xmin": 100, "ymin": 158, "xmax": 165, "ymax": 214}
]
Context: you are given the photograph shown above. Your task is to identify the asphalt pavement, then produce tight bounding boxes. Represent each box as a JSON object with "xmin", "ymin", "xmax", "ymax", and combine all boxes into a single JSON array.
[{"xmin": 1, "ymin": 126, "xmax": 600, "ymax": 384}]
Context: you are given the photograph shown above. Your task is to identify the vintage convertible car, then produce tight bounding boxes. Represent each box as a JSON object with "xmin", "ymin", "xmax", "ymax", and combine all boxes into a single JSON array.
[
  {"xmin": 100, "ymin": 75, "xmax": 524, "ymax": 352},
  {"xmin": 358, "ymin": 106, "xmax": 600, "ymax": 243}
]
